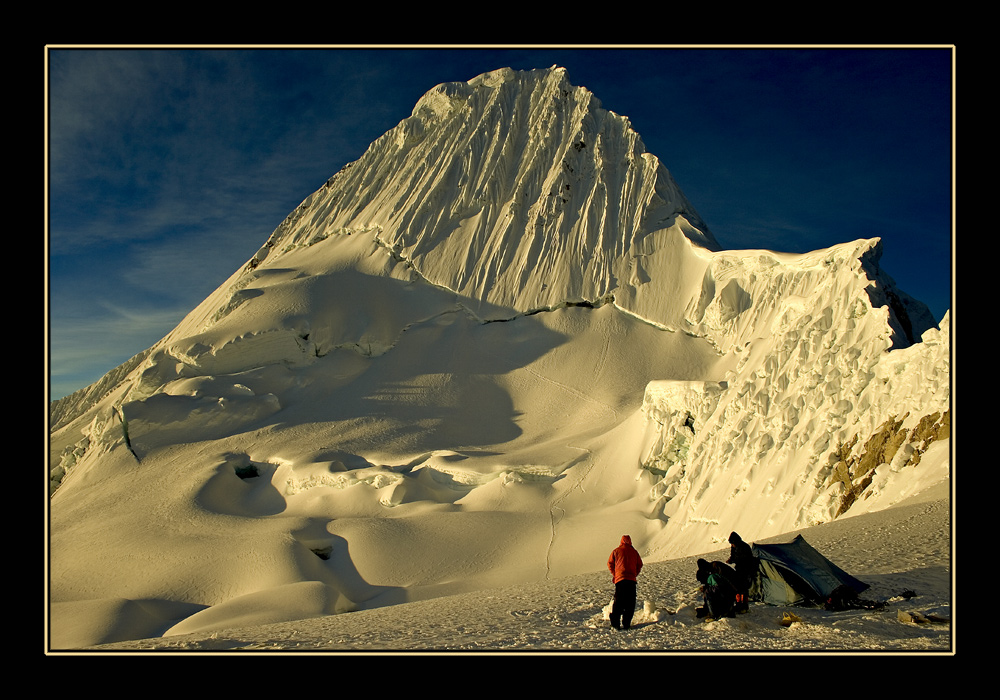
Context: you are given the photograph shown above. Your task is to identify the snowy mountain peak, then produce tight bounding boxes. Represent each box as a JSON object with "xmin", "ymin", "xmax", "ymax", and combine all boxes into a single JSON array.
[{"xmin": 256, "ymin": 66, "xmax": 717, "ymax": 316}]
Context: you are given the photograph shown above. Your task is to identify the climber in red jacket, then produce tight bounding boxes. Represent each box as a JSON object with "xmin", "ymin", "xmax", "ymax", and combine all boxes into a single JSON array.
[{"xmin": 607, "ymin": 534, "xmax": 644, "ymax": 630}]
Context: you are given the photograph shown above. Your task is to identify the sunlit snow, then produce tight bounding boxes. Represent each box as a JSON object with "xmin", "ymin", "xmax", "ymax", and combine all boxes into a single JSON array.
[{"xmin": 48, "ymin": 67, "xmax": 951, "ymax": 654}]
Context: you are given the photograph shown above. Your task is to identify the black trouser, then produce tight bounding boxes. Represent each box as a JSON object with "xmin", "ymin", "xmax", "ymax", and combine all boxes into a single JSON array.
[
  {"xmin": 705, "ymin": 584, "xmax": 736, "ymax": 618},
  {"xmin": 610, "ymin": 580, "xmax": 637, "ymax": 629}
]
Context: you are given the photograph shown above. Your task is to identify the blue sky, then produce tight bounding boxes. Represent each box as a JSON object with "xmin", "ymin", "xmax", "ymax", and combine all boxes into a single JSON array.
[{"xmin": 47, "ymin": 46, "xmax": 954, "ymax": 400}]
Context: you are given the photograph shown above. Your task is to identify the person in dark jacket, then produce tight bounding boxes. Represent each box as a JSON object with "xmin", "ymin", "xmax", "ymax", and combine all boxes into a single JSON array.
[
  {"xmin": 726, "ymin": 532, "xmax": 756, "ymax": 613},
  {"xmin": 607, "ymin": 534, "xmax": 643, "ymax": 630},
  {"xmin": 696, "ymin": 559, "xmax": 739, "ymax": 620}
]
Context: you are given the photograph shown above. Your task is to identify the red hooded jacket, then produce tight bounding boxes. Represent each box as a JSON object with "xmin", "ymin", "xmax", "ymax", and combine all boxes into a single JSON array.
[{"xmin": 608, "ymin": 535, "xmax": 643, "ymax": 583}]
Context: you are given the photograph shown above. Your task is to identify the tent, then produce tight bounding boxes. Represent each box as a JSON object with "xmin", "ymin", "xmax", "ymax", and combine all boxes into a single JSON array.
[{"xmin": 750, "ymin": 534, "xmax": 869, "ymax": 606}]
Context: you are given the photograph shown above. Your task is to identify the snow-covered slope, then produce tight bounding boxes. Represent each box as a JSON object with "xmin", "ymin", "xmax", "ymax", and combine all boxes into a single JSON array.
[
  {"xmin": 47, "ymin": 66, "xmax": 950, "ymax": 651},
  {"xmin": 75, "ymin": 482, "xmax": 953, "ymax": 652}
]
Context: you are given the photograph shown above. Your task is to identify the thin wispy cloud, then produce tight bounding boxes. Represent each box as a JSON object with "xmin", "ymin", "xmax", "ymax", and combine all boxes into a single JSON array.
[{"xmin": 49, "ymin": 299, "xmax": 190, "ymax": 399}]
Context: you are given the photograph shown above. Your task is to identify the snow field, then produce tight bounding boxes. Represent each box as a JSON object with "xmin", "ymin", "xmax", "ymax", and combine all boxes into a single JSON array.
[{"xmin": 80, "ymin": 480, "xmax": 951, "ymax": 652}]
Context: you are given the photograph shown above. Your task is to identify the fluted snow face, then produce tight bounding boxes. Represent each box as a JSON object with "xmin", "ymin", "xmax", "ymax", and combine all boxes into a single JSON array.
[{"xmin": 264, "ymin": 67, "xmax": 717, "ymax": 314}]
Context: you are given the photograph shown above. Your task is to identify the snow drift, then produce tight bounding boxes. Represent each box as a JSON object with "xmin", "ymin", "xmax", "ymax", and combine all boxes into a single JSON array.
[{"xmin": 48, "ymin": 66, "xmax": 950, "ymax": 650}]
